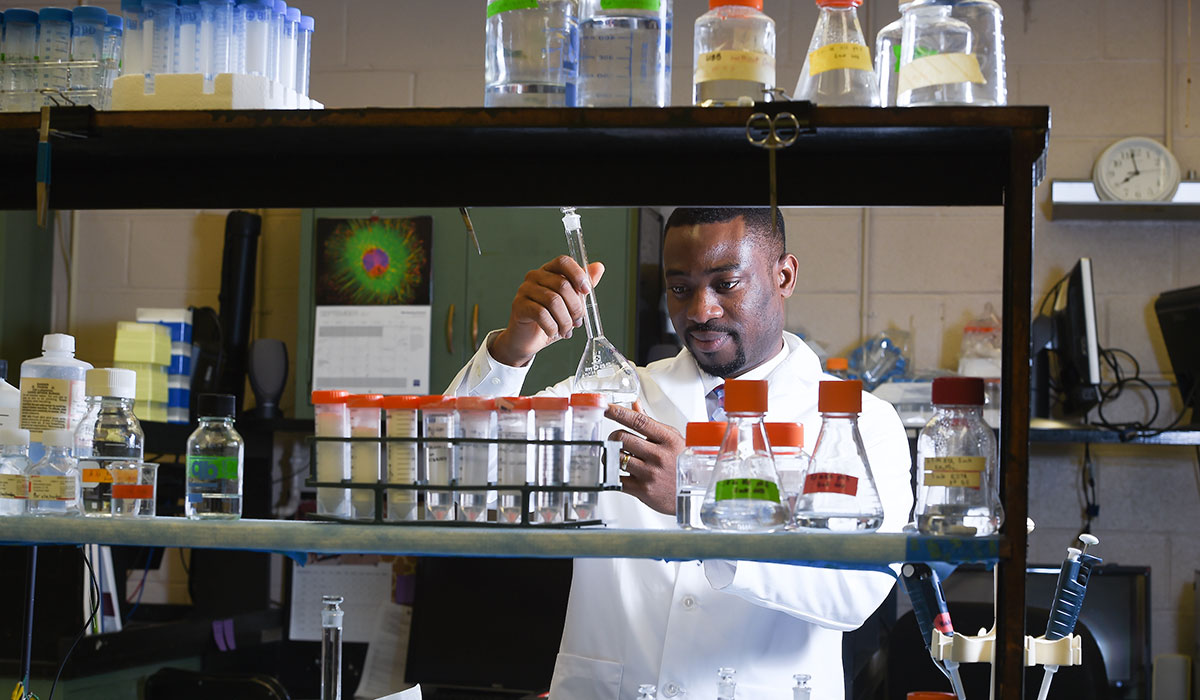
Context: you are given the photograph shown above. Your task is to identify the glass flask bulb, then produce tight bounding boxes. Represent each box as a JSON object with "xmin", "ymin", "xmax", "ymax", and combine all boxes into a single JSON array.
[
  {"xmin": 561, "ymin": 207, "xmax": 641, "ymax": 406},
  {"xmin": 794, "ymin": 2, "xmax": 880, "ymax": 106}
]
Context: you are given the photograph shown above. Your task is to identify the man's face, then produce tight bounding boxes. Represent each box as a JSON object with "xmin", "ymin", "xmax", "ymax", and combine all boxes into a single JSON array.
[{"xmin": 663, "ymin": 217, "xmax": 797, "ymax": 378}]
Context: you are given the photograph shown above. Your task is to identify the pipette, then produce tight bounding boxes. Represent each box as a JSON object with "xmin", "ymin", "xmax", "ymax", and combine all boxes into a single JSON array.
[
  {"xmin": 560, "ymin": 207, "xmax": 641, "ymax": 406},
  {"xmin": 900, "ymin": 563, "xmax": 967, "ymax": 700},
  {"xmin": 1037, "ymin": 534, "xmax": 1101, "ymax": 700}
]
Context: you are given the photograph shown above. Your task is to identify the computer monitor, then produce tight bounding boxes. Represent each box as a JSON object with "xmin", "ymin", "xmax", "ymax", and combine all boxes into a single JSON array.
[
  {"xmin": 1154, "ymin": 284, "xmax": 1200, "ymax": 425},
  {"xmin": 1032, "ymin": 258, "xmax": 1102, "ymax": 419}
]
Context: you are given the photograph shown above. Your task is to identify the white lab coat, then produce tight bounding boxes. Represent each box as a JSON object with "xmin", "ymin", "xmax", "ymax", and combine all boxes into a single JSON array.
[{"xmin": 446, "ymin": 332, "xmax": 913, "ymax": 700}]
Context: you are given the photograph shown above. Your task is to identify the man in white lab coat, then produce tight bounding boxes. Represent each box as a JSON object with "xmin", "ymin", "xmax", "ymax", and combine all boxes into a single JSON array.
[{"xmin": 446, "ymin": 208, "xmax": 913, "ymax": 700}]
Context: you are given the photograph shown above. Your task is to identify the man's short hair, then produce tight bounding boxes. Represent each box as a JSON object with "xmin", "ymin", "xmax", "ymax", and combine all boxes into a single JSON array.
[{"xmin": 664, "ymin": 207, "xmax": 785, "ymax": 258}]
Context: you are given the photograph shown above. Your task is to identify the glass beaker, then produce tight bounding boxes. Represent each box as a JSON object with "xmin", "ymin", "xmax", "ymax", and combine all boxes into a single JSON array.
[{"xmin": 111, "ymin": 462, "xmax": 158, "ymax": 517}]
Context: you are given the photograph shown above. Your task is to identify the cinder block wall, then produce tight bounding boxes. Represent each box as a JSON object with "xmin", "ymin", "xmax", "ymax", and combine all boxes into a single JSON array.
[{"xmin": 25, "ymin": 0, "xmax": 1198, "ymax": 662}]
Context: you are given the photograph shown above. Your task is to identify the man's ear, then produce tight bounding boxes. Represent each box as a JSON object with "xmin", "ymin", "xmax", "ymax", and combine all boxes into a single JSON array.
[{"xmin": 778, "ymin": 253, "xmax": 798, "ymax": 299}]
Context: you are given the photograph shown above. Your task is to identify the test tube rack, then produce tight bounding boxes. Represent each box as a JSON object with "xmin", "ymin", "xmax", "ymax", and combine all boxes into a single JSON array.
[{"xmin": 305, "ymin": 435, "xmax": 624, "ymax": 528}]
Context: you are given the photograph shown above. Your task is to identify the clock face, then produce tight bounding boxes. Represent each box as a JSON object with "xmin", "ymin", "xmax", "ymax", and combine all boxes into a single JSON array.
[{"xmin": 1093, "ymin": 138, "xmax": 1181, "ymax": 202}]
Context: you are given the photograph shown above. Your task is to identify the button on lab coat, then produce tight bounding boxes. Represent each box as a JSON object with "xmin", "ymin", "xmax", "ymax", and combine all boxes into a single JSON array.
[{"xmin": 447, "ymin": 332, "xmax": 914, "ymax": 700}]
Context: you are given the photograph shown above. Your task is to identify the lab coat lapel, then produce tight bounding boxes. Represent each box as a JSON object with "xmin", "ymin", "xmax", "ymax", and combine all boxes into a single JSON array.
[{"xmin": 642, "ymin": 349, "xmax": 707, "ymax": 430}]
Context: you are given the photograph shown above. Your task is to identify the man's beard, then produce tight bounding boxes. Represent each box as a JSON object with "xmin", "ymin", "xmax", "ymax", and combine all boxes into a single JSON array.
[{"xmin": 687, "ymin": 324, "xmax": 747, "ymax": 378}]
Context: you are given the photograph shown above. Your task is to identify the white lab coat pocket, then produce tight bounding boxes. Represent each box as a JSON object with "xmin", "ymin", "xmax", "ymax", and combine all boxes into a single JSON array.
[{"xmin": 548, "ymin": 652, "xmax": 623, "ymax": 700}]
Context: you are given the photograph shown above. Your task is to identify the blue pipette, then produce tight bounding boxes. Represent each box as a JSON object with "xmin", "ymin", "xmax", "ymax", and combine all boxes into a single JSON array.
[
  {"xmin": 1037, "ymin": 534, "xmax": 1102, "ymax": 700},
  {"xmin": 901, "ymin": 563, "xmax": 967, "ymax": 700}
]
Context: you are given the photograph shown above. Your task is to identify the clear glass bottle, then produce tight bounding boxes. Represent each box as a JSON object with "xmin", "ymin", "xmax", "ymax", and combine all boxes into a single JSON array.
[
  {"xmin": 320, "ymin": 594, "xmax": 344, "ymax": 700},
  {"xmin": 874, "ymin": 1, "xmax": 914, "ymax": 107},
  {"xmin": 20, "ymin": 333, "xmax": 94, "ymax": 464},
  {"xmin": 760, "ymin": 422, "xmax": 805, "ymax": 516},
  {"xmin": 915, "ymin": 376, "xmax": 1003, "ymax": 536},
  {"xmin": 717, "ymin": 667, "xmax": 737, "ymax": 700},
  {"xmin": 383, "ymin": 394, "xmax": 421, "ymax": 522},
  {"xmin": 637, "ymin": 684, "xmax": 657, "ymax": 700},
  {"xmin": 897, "ymin": 0, "xmax": 974, "ymax": 106},
  {"xmin": 794, "ymin": 0, "xmax": 879, "ymax": 106},
  {"xmin": 421, "ymin": 396, "xmax": 458, "ymax": 521},
  {"xmin": 577, "ymin": 0, "xmax": 671, "ymax": 107},
  {"xmin": 313, "ymin": 390, "xmax": 351, "ymax": 517},
  {"xmin": 790, "ymin": 380, "xmax": 884, "ymax": 532},
  {"xmin": 347, "ymin": 394, "xmax": 383, "ymax": 521},
  {"xmin": 456, "ymin": 396, "xmax": 496, "ymax": 523},
  {"xmin": 76, "ymin": 368, "xmax": 144, "ymax": 517},
  {"xmin": 496, "ymin": 396, "xmax": 532, "ymax": 524},
  {"xmin": 484, "ymin": 0, "xmax": 580, "ymax": 107},
  {"xmin": 568, "ymin": 393, "xmax": 605, "ymax": 521},
  {"xmin": 120, "ymin": 0, "xmax": 145, "ymax": 77},
  {"xmin": 532, "ymin": 396, "xmax": 569, "ymax": 524},
  {"xmin": 28, "ymin": 429, "xmax": 81, "ymax": 517},
  {"xmin": 700, "ymin": 380, "xmax": 789, "ymax": 531},
  {"xmin": 675, "ymin": 421, "xmax": 725, "ymax": 530},
  {"xmin": 185, "ymin": 393, "xmax": 244, "ymax": 519},
  {"xmin": 0, "ymin": 428, "xmax": 31, "ymax": 516},
  {"xmin": 951, "ymin": 0, "xmax": 1005, "ymax": 105},
  {"xmin": 793, "ymin": 673, "xmax": 812, "ymax": 700},
  {"xmin": 693, "ymin": 0, "xmax": 775, "ymax": 106}
]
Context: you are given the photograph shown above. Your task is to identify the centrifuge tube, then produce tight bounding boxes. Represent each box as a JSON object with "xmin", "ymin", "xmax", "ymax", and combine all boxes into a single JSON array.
[{"xmin": 561, "ymin": 207, "xmax": 641, "ymax": 407}]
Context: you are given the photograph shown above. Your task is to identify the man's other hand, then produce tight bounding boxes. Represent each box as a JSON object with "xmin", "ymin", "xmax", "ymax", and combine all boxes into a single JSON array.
[{"xmin": 607, "ymin": 402, "xmax": 684, "ymax": 515}]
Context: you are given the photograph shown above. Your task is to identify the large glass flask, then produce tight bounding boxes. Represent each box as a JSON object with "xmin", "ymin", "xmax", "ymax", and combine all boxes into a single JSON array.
[
  {"xmin": 794, "ymin": 0, "xmax": 879, "ymax": 106},
  {"xmin": 700, "ymin": 379, "xmax": 788, "ymax": 531},
  {"xmin": 897, "ymin": 0, "xmax": 974, "ymax": 106},
  {"xmin": 561, "ymin": 207, "xmax": 641, "ymax": 406},
  {"xmin": 915, "ymin": 376, "xmax": 1003, "ymax": 535},
  {"xmin": 790, "ymin": 380, "xmax": 884, "ymax": 532}
]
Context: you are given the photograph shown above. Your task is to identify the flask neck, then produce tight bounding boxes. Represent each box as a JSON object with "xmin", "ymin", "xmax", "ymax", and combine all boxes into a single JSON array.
[
  {"xmin": 933, "ymin": 404, "xmax": 984, "ymax": 423},
  {"xmin": 44, "ymin": 445, "xmax": 73, "ymax": 460},
  {"xmin": 563, "ymin": 224, "xmax": 605, "ymax": 340},
  {"xmin": 721, "ymin": 412, "xmax": 769, "ymax": 457},
  {"xmin": 199, "ymin": 416, "xmax": 234, "ymax": 426},
  {"xmin": 817, "ymin": 4, "xmax": 866, "ymax": 40},
  {"xmin": 89, "ymin": 396, "xmax": 135, "ymax": 409}
]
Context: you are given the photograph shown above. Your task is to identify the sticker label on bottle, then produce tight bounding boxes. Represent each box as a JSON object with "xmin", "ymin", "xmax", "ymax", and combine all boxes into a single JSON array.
[
  {"xmin": 922, "ymin": 456, "xmax": 985, "ymax": 489},
  {"xmin": 714, "ymin": 478, "xmax": 781, "ymax": 503},
  {"xmin": 19, "ymin": 377, "xmax": 88, "ymax": 441},
  {"xmin": 187, "ymin": 456, "xmax": 239, "ymax": 480},
  {"xmin": 808, "ymin": 42, "xmax": 872, "ymax": 77},
  {"xmin": 486, "ymin": 0, "xmax": 539, "ymax": 18},
  {"xmin": 81, "ymin": 462, "xmax": 114, "ymax": 484},
  {"xmin": 803, "ymin": 472, "xmax": 859, "ymax": 496},
  {"xmin": 694, "ymin": 50, "xmax": 775, "ymax": 86},
  {"xmin": 112, "ymin": 483, "xmax": 154, "ymax": 499},
  {"xmin": 30, "ymin": 475, "xmax": 76, "ymax": 500},
  {"xmin": 601, "ymin": 0, "xmax": 660, "ymax": 9},
  {"xmin": 0, "ymin": 473, "xmax": 28, "ymax": 499},
  {"xmin": 897, "ymin": 52, "xmax": 985, "ymax": 94}
]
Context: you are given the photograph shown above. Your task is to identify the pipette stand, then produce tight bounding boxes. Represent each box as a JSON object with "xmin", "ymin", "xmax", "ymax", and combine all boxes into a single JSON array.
[
  {"xmin": 931, "ymin": 627, "xmax": 1082, "ymax": 667},
  {"xmin": 1024, "ymin": 634, "xmax": 1082, "ymax": 667}
]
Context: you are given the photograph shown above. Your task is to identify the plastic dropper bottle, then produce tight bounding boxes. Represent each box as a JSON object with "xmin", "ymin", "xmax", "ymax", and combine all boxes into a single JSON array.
[
  {"xmin": 561, "ymin": 207, "xmax": 641, "ymax": 406},
  {"xmin": 20, "ymin": 334, "xmax": 94, "ymax": 463},
  {"xmin": 794, "ymin": 0, "xmax": 879, "ymax": 106}
]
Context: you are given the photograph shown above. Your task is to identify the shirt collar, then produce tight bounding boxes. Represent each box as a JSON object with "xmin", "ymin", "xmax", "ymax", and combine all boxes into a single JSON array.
[{"xmin": 698, "ymin": 338, "xmax": 790, "ymax": 396}]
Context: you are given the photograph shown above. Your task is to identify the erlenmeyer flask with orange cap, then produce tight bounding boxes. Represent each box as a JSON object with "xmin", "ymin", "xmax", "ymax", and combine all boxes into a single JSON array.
[
  {"xmin": 700, "ymin": 379, "xmax": 789, "ymax": 531},
  {"xmin": 790, "ymin": 380, "xmax": 884, "ymax": 532}
]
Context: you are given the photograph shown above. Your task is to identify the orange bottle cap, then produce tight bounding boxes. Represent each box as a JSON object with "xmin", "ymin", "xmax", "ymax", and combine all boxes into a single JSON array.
[
  {"xmin": 723, "ymin": 379, "xmax": 768, "ymax": 413},
  {"xmin": 419, "ymin": 395, "xmax": 456, "ymax": 411},
  {"xmin": 312, "ymin": 390, "xmax": 349, "ymax": 404},
  {"xmin": 570, "ymin": 393, "xmax": 608, "ymax": 408},
  {"xmin": 765, "ymin": 422, "xmax": 803, "ymax": 447},
  {"xmin": 530, "ymin": 396, "xmax": 570, "ymax": 411},
  {"xmin": 345, "ymin": 393, "xmax": 384, "ymax": 408},
  {"xmin": 457, "ymin": 396, "xmax": 496, "ymax": 411},
  {"xmin": 685, "ymin": 422, "xmax": 727, "ymax": 447},
  {"xmin": 496, "ymin": 396, "xmax": 532, "ymax": 411},
  {"xmin": 710, "ymin": 0, "xmax": 762, "ymax": 10},
  {"xmin": 825, "ymin": 357, "xmax": 849, "ymax": 371},
  {"xmin": 818, "ymin": 379, "xmax": 862, "ymax": 413},
  {"xmin": 382, "ymin": 395, "xmax": 423, "ymax": 410},
  {"xmin": 816, "ymin": 0, "xmax": 861, "ymax": 7}
]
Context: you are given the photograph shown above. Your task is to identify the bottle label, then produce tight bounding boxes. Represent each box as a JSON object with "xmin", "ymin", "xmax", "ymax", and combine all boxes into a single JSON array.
[
  {"xmin": 81, "ymin": 467, "xmax": 114, "ymax": 484},
  {"xmin": 808, "ymin": 42, "xmax": 872, "ymax": 77},
  {"xmin": 112, "ymin": 483, "xmax": 154, "ymax": 499},
  {"xmin": 922, "ymin": 456, "xmax": 985, "ymax": 489},
  {"xmin": 694, "ymin": 50, "xmax": 775, "ymax": 86},
  {"xmin": 30, "ymin": 475, "xmax": 76, "ymax": 500},
  {"xmin": 0, "ymin": 405, "xmax": 17, "ymax": 431},
  {"xmin": 803, "ymin": 472, "xmax": 859, "ymax": 496},
  {"xmin": 0, "ymin": 473, "xmax": 28, "ymax": 499},
  {"xmin": 188, "ymin": 455, "xmax": 240, "ymax": 480},
  {"xmin": 714, "ymin": 478, "xmax": 781, "ymax": 503},
  {"xmin": 898, "ymin": 52, "xmax": 985, "ymax": 94},
  {"xmin": 486, "ymin": 0, "xmax": 539, "ymax": 18},
  {"xmin": 19, "ymin": 377, "xmax": 88, "ymax": 441},
  {"xmin": 600, "ymin": 0, "xmax": 661, "ymax": 9}
]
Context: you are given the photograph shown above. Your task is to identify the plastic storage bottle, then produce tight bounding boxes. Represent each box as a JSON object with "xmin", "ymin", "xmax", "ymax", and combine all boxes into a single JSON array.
[
  {"xmin": 241, "ymin": 0, "xmax": 271, "ymax": 77},
  {"xmin": 312, "ymin": 390, "xmax": 350, "ymax": 517},
  {"xmin": 383, "ymin": 395, "xmax": 420, "ymax": 522},
  {"xmin": 37, "ymin": 8, "xmax": 74, "ymax": 106},
  {"xmin": 532, "ymin": 396, "xmax": 569, "ymax": 524},
  {"xmin": 825, "ymin": 356, "xmax": 850, "ymax": 379},
  {"xmin": 456, "ymin": 396, "xmax": 496, "ymax": 523},
  {"xmin": 693, "ymin": 0, "xmax": 775, "ymax": 106},
  {"xmin": 675, "ymin": 421, "xmax": 725, "ymax": 529},
  {"xmin": 700, "ymin": 379, "xmax": 789, "ymax": 531},
  {"xmin": 71, "ymin": 6, "xmax": 109, "ymax": 105},
  {"xmin": 199, "ymin": 0, "xmax": 234, "ymax": 81},
  {"xmin": 176, "ymin": 0, "xmax": 201, "ymax": 74},
  {"xmin": 421, "ymin": 396, "xmax": 457, "ymax": 521},
  {"xmin": 496, "ymin": 396, "xmax": 532, "ymax": 524},
  {"xmin": 185, "ymin": 393, "xmax": 243, "ymax": 519},
  {"xmin": 790, "ymin": 380, "xmax": 884, "ymax": 532},
  {"xmin": 760, "ymin": 422, "xmax": 805, "ymax": 514},
  {"xmin": 75, "ymin": 368, "xmax": 143, "ymax": 517},
  {"xmin": 484, "ymin": 0, "xmax": 579, "ymax": 107},
  {"xmin": 949, "ymin": 0, "xmax": 1005, "ymax": 105},
  {"xmin": 0, "ymin": 429, "xmax": 31, "ymax": 516},
  {"xmin": 120, "ymin": 0, "xmax": 145, "ymax": 77},
  {"xmin": 0, "ymin": 360, "xmax": 19, "ymax": 431},
  {"xmin": 915, "ymin": 376, "xmax": 1003, "ymax": 536},
  {"xmin": 28, "ymin": 428, "xmax": 81, "ymax": 517},
  {"xmin": 717, "ymin": 667, "xmax": 737, "ymax": 700},
  {"xmin": 794, "ymin": 0, "xmax": 879, "ymax": 106},
  {"xmin": 20, "ymin": 334, "xmax": 94, "ymax": 464},
  {"xmin": 295, "ymin": 15, "xmax": 313, "ymax": 95},
  {"xmin": 897, "ymin": 0, "xmax": 975, "ymax": 106},
  {"xmin": 568, "ymin": 393, "xmax": 605, "ymax": 520},
  {"xmin": 4, "ymin": 9, "xmax": 40, "ymax": 112},
  {"xmin": 347, "ymin": 393, "xmax": 383, "ymax": 521},
  {"xmin": 577, "ymin": 0, "xmax": 671, "ymax": 107},
  {"xmin": 874, "ymin": 0, "xmax": 914, "ymax": 107}
]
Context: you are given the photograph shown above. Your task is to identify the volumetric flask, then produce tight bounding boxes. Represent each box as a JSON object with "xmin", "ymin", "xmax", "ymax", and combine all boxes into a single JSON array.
[{"xmin": 561, "ymin": 207, "xmax": 641, "ymax": 406}]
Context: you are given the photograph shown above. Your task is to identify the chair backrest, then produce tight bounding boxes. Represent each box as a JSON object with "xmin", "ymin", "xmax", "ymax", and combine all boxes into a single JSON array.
[{"xmin": 145, "ymin": 667, "xmax": 291, "ymax": 700}]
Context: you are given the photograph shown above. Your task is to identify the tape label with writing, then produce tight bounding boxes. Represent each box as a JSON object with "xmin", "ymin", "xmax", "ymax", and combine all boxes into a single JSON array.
[
  {"xmin": 30, "ymin": 475, "xmax": 76, "ymax": 501},
  {"xmin": 898, "ymin": 52, "xmax": 984, "ymax": 94},
  {"xmin": 694, "ymin": 50, "xmax": 775, "ymax": 85},
  {"xmin": 809, "ymin": 42, "xmax": 872, "ymax": 76},
  {"xmin": 923, "ymin": 455, "xmax": 985, "ymax": 489},
  {"xmin": 803, "ymin": 472, "xmax": 859, "ymax": 496},
  {"xmin": 714, "ymin": 478, "xmax": 781, "ymax": 503},
  {"xmin": 0, "ymin": 473, "xmax": 28, "ymax": 499}
]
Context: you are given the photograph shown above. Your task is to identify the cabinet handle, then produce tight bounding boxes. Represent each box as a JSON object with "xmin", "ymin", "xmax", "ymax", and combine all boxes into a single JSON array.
[
  {"xmin": 446, "ymin": 303, "xmax": 455, "ymax": 354},
  {"xmin": 471, "ymin": 303, "xmax": 480, "ymax": 351}
]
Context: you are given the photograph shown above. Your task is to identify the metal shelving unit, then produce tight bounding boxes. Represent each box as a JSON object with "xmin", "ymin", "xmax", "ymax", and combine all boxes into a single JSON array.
[{"xmin": 0, "ymin": 103, "xmax": 1050, "ymax": 699}]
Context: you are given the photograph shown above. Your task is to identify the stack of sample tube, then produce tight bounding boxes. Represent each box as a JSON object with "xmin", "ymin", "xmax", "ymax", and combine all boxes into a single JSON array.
[
  {"xmin": 136, "ymin": 308, "xmax": 193, "ymax": 424},
  {"xmin": 0, "ymin": 6, "xmax": 123, "ymax": 111}
]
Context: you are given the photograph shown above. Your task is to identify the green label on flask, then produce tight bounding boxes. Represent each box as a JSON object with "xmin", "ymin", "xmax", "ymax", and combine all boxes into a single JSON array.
[
  {"xmin": 714, "ymin": 478, "xmax": 780, "ymax": 503},
  {"xmin": 487, "ymin": 0, "xmax": 539, "ymax": 18},
  {"xmin": 601, "ymin": 0, "xmax": 661, "ymax": 10},
  {"xmin": 188, "ymin": 455, "xmax": 239, "ymax": 481}
]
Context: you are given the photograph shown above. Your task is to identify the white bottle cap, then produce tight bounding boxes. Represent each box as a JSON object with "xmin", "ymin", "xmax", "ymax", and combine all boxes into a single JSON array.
[
  {"xmin": 86, "ymin": 368, "xmax": 137, "ymax": 399},
  {"xmin": 42, "ymin": 428, "xmax": 75, "ymax": 448},
  {"xmin": 0, "ymin": 428, "xmax": 30, "ymax": 446},
  {"xmin": 42, "ymin": 333, "xmax": 76, "ymax": 354}
]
